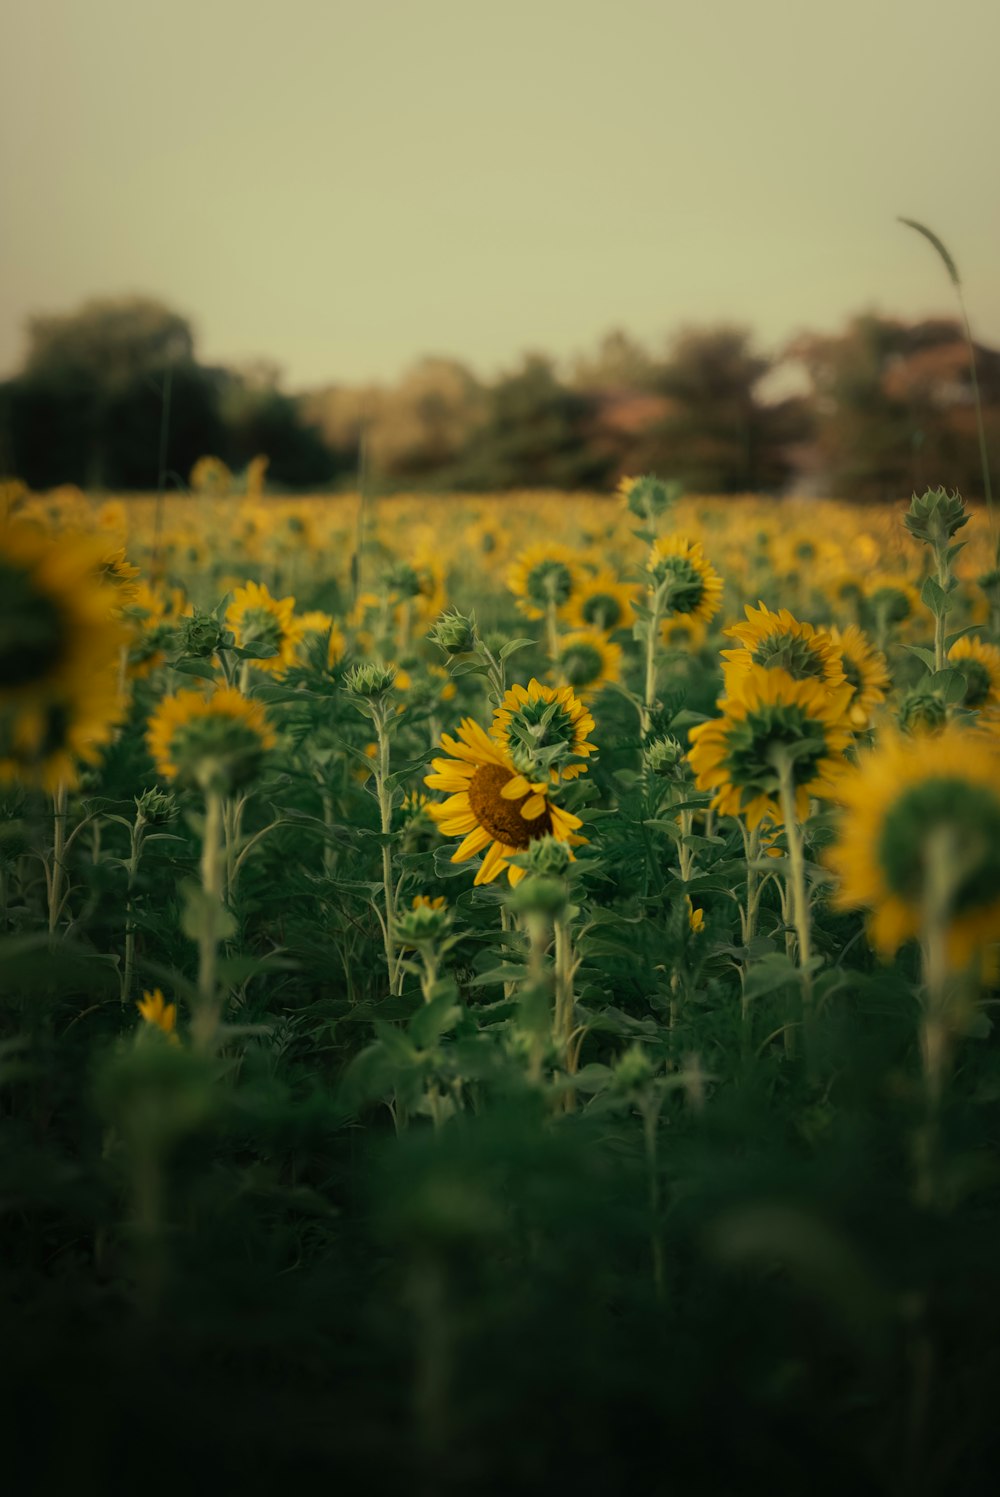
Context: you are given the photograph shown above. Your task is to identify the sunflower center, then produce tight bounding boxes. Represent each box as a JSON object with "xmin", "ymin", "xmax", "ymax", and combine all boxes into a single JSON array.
[
  {"xmin": 582, "ymin": 592, "xmax": 623, "ymax": 630},
  {"xmin": 0, "ymin": 562, "xmax": 68, "ymax": 690},
  {"xmin": 958, "ymin": 659, "xmax": 991, "ymax": 709},
  {"xmin": 841, "ymin": 655, "xmax": 864, "ymax": 696},
  {"xmin": 526, "ymin": 560, "xmax": 573, "ymax": 609},
  {"xmin": 561, "ymin": 642, "xmax": 603, "ymax": 688},
  {"xmin": 723, "ymin": 705, "xmax": 831, "ymax": 796},
  {"xmin": 878, "ymin": 778, "xmax": 1000, "ymax": 913},
  {"xmin": 751, "ymin": 631, "xmax": 825, "ymax": 680},
  {"xmin": 467, "ymin": 763, "xmax": 550, "ymax": 848},
  {"xmin": 870, "ymin": 586, "xmax": 912, "ymax": 624},
  {"xmin": 239, "ymin": 606, "xmax": 282, "ymax": 656}
]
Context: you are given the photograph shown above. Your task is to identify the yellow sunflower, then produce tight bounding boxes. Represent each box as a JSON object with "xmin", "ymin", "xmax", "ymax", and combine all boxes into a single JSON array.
[
  {"xmin": 226, "ymin": 580, "xmax": 303, "ymax": 673},
  {"xmin": 829, "ymin": 624, "xmax": 891, "ymax": 729},
  {"xmin": 568, "ymin": 568, "xmax": 639, "ymax": 634},
  {"xmin": 0, "ymin": 521, "xmax": 126, "ymax": 789},
  {"xmin": 947, "ymin": 635, "xmax": 1000, "ymax": 715},
  {"xmin": 295, "ymin": 610, "xmax": 347, "ymax": 670},
  {"xmin": 687, "ymin": 664, "xmax": 853, "ymax": 828},
  {"xmin": 136, "ymin": 987, "xmax": 179, "ymax": 1042},
  {"xmin": 490, "ymin": 677, "xmax": 597, "ymax": 783},
  {"xmin": 424, "ymin": 717, "xmax": 585, "ymax": 886},
  {"xmin": 555, "ymin": 630, "xmax": 622, "ymax": 699},
  {"xmin": 147, "ymin": 686, "xmax": 276, "ymax": 792},
  {"xmin": 722, "ymin": 602, "xmax": 846, "ymax": 695},
  {"xmin": 862, "ymin": 572, "xmax": 921, "ymax": 638},
  {"xmin": 507, "ymin": 544, "xmax": 584, "ymax": 621},
  {"xmin": 660, "ymin": 613, "xmax": 708, "ymax": 651},
  {"xmin": 826, "ymin": 726, "xmax": 1000, "ymax": 968},
  {"xmin": 646, "ymin": 536, "xmax": 724, "ymax": 624}
]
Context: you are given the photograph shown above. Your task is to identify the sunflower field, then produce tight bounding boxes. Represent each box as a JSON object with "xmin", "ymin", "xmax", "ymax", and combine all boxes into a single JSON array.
[{"xmin": 3, "ymin": 474, "xmax": 1000, "ymax": 1494}]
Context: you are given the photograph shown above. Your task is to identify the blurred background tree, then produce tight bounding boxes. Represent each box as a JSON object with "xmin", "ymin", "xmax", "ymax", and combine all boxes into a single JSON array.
[{"xmin": 1, "ymin": 296, "xmax": 997, "ymax": 497}]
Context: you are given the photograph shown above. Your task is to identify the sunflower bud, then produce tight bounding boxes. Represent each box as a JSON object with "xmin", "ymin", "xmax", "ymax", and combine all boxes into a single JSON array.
[
  {"xmin": 394, "ymin": 895, "xmax": 450, "ymax": 947},
  {"xmin": 612, "ymin": 1043, "xmax": 654, "ymax": 1092},
  {"xmin": 135, "ymin": 787, "xmax": 177, "ymax": 825},
  {"xmin": 429, "ymin": 608, "xmax": 478, "ymax": 656},
  {"xmin": 897, "ymin": 687, "xmax": 948, "ymax": 736},
  {"xmin": 179, "ymin": 611, "xmax": 225, "ymax": 658},
  {"xmin": 522, "ymin": 834, "xmax": 572, "ymax": 876},
  {"xmin": 644, "ymin": 734, "xmax": 685, "ymax": 777},
  {"xmin": 508, "ymin": 872, "xmax": 569, "ymax": 918},
  {"xmin": 383, "ymin": 561, "xmax": 423, "ymax": 600},
  {"xmin": 343, "ymin": 662, "xmax": 397, "ymax": 700},
  {"xmin": 622, "ymin": 474, "xmax": 678, "ymax": 523},
  {"xmin": 904, "ymin": 486, "xmax": 969, "ymax": 548}
]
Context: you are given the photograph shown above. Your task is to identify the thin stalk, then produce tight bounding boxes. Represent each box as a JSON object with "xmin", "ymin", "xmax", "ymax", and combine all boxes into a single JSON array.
[
  {"xmin": 916, "ymin": 827, "xmax": 960, "ymax": 1206},
  {"xmin": 194, "ymin": 788, "xmax": 225, "ymax": 1051},
  {"xmin": 49, "ymin": 783, "xmax": 68, "ymax": 936},
  {"xmin": 933, "ymin": 542, "xmax": 949, "ymax": 675},
  {"xmin": 553, "ymin": 915, "xmax": 576, "ymax": 1076},
  {"xmin": 640, "ymin": 580, "xmax": 667, "ymax": 736},
  {"xmin": 773, "ymin": 753, "xmax": 813, "ymax": 1060},
  {"xmin": 121, "ymin": 810, "xmax": 146, "ymax": 1007},
  {"xmin": 373, "ymin": 705, "xmax": 399, "ymax": 995}
]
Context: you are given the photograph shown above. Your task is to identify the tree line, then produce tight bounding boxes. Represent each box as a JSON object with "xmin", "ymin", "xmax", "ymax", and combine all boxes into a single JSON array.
[{"xmin": 1, "ymin": 296, "xmax": 998, "ymax": 498}]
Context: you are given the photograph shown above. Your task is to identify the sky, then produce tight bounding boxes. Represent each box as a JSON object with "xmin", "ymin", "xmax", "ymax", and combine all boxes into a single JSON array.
[{"xmin": 2, "ymin": 0, "xmax": 999, "ymax": 391}]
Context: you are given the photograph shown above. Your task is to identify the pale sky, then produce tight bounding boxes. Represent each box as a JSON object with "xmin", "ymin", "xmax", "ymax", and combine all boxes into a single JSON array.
[{"xmin": 2, "ymin": 0, "xmax": 998, "ymax": 390}]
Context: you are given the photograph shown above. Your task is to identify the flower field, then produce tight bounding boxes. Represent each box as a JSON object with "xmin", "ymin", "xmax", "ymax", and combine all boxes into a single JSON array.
[{"xmin": 3, "ymin": 476, "xmax": 1000, "ymax": 1494}]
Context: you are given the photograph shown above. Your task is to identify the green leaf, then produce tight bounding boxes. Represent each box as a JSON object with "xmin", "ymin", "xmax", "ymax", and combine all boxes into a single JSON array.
[
  {"xmin": 498, "ymin": 637, "xmax": 534, "ymax": 660},
  {"xmin": 928, "ymin": 668, "xmax": 967, "ymax": 704},
  {"xmin": 902, "ymin": 643, "xmax": 938, "ymax": 673}
]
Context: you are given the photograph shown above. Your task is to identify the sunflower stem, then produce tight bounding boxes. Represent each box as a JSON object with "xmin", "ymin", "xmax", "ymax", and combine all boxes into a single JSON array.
[
  {"xmin": 553, "ymin": 915, "xmax": 576, "ymax": 1079},
  {"xmin": 373, "ymin": 703, "xmax": 400, "ymax": 996},
  {"xmin": 933, "ymin": 544, "xmax": 950, "ymax": 677},
  {"xmin": 640, "ymin": 581, "xmax": 667, "ymax": 737},
  {"xmin": 916, "ymin": 827, "xmax": 961, "ymax": 1207},
  {"xmin": 545, "ymin": 598, "xmax": 560, "ymax": 674},
  {"xmin": 121, "ymin": 807, "xmax": 147, "ymax": 1007},
  {"xmin": 773, "ymin": 752, "xmax": 814, "ymax": 1036},
  {"xmin": 49, "ymin": 783, "xmax": 68, "ymax": 937},
  {"xmin": 194, "ymin": 788, "xmax": 225, "ymax": 1051}
]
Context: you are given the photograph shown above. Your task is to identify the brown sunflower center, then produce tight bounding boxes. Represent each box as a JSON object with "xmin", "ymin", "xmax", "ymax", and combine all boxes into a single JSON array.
[{"xmin": 468, "ymin": 763, "xmax": 551, "ymax": 848}]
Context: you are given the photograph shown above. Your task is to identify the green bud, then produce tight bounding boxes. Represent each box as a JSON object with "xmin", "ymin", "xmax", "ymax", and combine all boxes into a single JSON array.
[
  {"xmin": 384, "ymin": 561, "xmax": 423, "ymax": 600},
  {"xmin": 135, "ymin": 787, "xmax": 177, "ymax": 826},
  {"xmin": 897, "ymin": 688, "xmax": 948, "ymax": 736},
  {"xmin": 344, "ymin": 662, "xmax": 397, "ymax": 699},
  {"xmin": 429, "ymin": 608, "xmax": 478, "ymax": 656},
  {"xmin": 904, "ymin": 486, "xmax": 969, "ymax": 548},
  {"xmin": 508, "ymin": 873, "xmax": 569, "ymax": 918},
  {"xmin": 612, "ymin": 1043, "xmax": 654, "ymax": 1092},
  {"xmin": 179, "ymin": 611, "xmax": 225, "ymax": 658},
  {"xmin": 978, "ymin": 569, "xmax": 1000, "ymax": 611},
  {"xmin": 625, "ymin": 474, "xmax": 679, "ymax": 523},
  {"xmin": 644, "ymin": 734, "xmax": 685, "ymax": 777},
  {"xmin": 394, "ymin": 897, "xmax": 451, "ymax": 946},
  {"xmin": 520, "ymin": 835, "xmax": 572, "ymax": 877}
]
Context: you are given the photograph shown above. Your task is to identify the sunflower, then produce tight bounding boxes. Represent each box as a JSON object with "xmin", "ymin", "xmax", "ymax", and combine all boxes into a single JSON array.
[
  {"xmin": 555, "ymin": 630, "xmax": 622, "ymax": 698},
  {"xmin": 295, "ymin": 610, "xmax": 347, "ymax": 670},
  {"xmin": 660, "ymin": 613, "xmax": 708, "ymax": 651},
  {"xmin": 687, "ymin": 664, "xmax": 853, "ymax": 828},
  {"xmin": 490, "ymin": 677, "xmax": 597, "ymax": 783},
  {"xmin": 826, "ymin": 726, "xmax": 1000, "ymax": 968},
  {"xmin": 506, "ymin": 544, "xmax": 584, "ymax": 621},
  {"xmin": 226, "ymin": 580, "xmax": 302, "ymax": 673},
  {"xmin": 0, "ymin": 521, "xmax": 126, "ymax": 789},
  {"xmin": 947, "ymin": 635, "xmax": 1000, "ymax": 714},
  {"xmin": 646, "ymin": 536, "xmax": 724, "ymax": 624},
  {"xmin": 722, "ymin": 603, "xmax": 846, "ymax": 694},
  {"xmin": 136, "ymin": 987, "xmax": 179, "ymax": 1042},
  {"xmin": 862, "ymin": 573, "xmax": 921, "ymax": 637},
  {"xmin": 424, "ymin": 717, "xmax": 585, "ymax": 886},
  {"xmin": 829, "ymin": 624, "xmax": 890, "ymax": 728},
  {"xmin": 147, "ymin": 686, "xmax": 276, "ymax": 792},
  {"xmin": 568, "ymin": 568, "xmax": 639, "ymax": 634}
]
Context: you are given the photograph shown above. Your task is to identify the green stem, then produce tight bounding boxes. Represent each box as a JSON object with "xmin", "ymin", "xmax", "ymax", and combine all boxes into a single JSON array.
[
  {"xmin": 49, "ymin": 783, "xmax": 68, "ymax": 936},
  {"xmin": 374, "ymin": 706, "xmax": 399, "ymax": 995},
  {"xmin": 933, "ymin": 544, "xmax": 949, "ymax": 676},
  {"xmin": 194, "ymin": 788, "xmax": 225, "ymax": 1050},
  {"xmin": 121, "ymin": 812, "xmax": 146, "ymax": 1007},
  {"xmin": 774, "ymin": 753, "xmax": 813, "ymax": 1030},
  {"xmin": 554, "ymin": 915, "xmax": 576, "ymax": 1073},
  {"xmin": 640, "ymin": 581, "xmax": 667, "ymax": 737}
]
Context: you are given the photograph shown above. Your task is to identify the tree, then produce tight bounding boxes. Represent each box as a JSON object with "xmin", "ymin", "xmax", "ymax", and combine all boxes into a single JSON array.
[
  {"xmin": 640, "ymin": 326, "xmax": 809, "ymax": 492},
  {"xmin": 790, "ymin": 315, "xmax": 1000, "ymax": 500}
]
